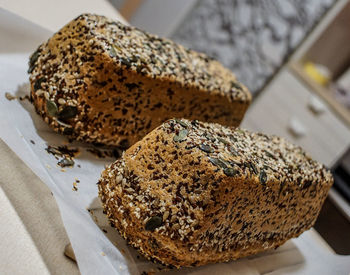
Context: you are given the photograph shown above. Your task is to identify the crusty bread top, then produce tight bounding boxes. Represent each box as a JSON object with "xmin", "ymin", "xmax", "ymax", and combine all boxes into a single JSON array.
[
  {"xmin": 29, "ymin": 13, "xmax": 250, "ymax": 103},
  {"xmin": 154, "ymin": 119, "xmax": 332, "ymax": 190}
]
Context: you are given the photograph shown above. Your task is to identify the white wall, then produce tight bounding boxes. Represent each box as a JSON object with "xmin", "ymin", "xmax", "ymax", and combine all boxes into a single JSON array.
[{"xmin": 129, "ymin": 0, "xmax": 197, "ymax": 37}]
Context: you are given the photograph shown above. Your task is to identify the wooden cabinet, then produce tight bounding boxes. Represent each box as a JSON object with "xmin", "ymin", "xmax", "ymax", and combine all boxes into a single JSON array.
[{"xmin": 242, "ymin": 69, "xmax": 350, "ymax": 168}]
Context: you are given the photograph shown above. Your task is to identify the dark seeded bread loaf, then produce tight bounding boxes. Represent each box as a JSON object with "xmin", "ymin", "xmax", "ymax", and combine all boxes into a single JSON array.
[
  {"xmin": 98, "ymin": 119, "xmax": 333, "ymax": 268},
  {"xmin": 28, "ymin": 14, "xmax": 251, "ymax": 147}
]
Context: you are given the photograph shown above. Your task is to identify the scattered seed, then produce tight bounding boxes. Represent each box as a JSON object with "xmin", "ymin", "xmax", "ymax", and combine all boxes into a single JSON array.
[
  {"xmin": 58, "ymin": 158, "xmax": 74, "ymax": 167},
  {"xmin": 5, "ymin": 92, "xmax": 16, "ymax": 101},
  {"xmin": 30, "ymin": 140, "xmax": 35, "ymax": 145}
]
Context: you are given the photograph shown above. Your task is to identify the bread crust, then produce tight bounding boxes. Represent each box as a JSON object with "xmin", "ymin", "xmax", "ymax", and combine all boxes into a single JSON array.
[
  {"xmin": 98, "ymin": 119, "xmax": 333, "ymax": 267},
  {"xmin": 29, "ymin": 14, "xmax": 251, "ymax": 147}
]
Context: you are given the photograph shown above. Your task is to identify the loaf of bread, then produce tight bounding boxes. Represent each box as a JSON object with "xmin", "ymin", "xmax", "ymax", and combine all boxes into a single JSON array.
[
  {"xmin": 98, "ymin": 118, "xmax": 333, "ymax": 268},
  {"xmin": 28, "ymin": 14, "xmax": 251, "ymax": 147}
]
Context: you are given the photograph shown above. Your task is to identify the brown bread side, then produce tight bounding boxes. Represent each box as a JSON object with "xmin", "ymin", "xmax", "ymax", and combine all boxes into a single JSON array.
[
  {"xmin": 98, "ymin": 119, "xmax": 333, "ymax": 267},
  {"xmin": 29, "ymin": 14, "xmax": 251, "ymax": 147}
]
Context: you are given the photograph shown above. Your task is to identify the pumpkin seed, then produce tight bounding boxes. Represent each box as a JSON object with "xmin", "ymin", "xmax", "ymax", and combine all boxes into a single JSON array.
[
  {"xmin": 109, "ymin": 46, "xmax": 117, "ymax": 57},
  {"xmin": 34, "ymin": 77, "xmax": 46, "ymax": 91},
  {"xmin": 58, "ymin": 158, "xmax": 74, "ymax": 167},
  {"xmin": 199, "ymin": 144, "xmax": 213, "ymax": 153},
  {"xmin": 174, "ymin": 119, "xmax": 188, "ymax": 128},
  {"xmin": 173, "ymin": 129, "xmax": 188, "ymax": 142},
  {"xmin": 28, "ymin": 49, "xmax": 40, "ymax": 73},
  {"xmin": 224, "ymin": 167, "xmax": 237, "ymax": 177},
  {"xmin": 246, "ymin": 162, "xmax": 258, "ymax": 175},
  {"xmin": 58, "ymin": 106, "xmax": 77, "ymax": 120},
  {"xmin": 209, "ymin": 157, "xmax": 227, "ymax": 169},
  {"xmin": 46, "ymin": 100, "xmax": 58, "ymax": 117},
  {"xmin": 259, "ymin": 170, "xmax": 267, "ymax": 184},
  {"xmin": 145, "ymin": 216, "xmax": 162, "ymax": 231},
  {"xmin": 63, "ymin": 127, "xmax": 74, "ymax": 136}
]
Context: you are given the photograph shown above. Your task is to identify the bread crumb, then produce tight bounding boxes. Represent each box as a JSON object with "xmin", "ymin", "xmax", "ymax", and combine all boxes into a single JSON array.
[
  {"xmin": 72, "ymin": 181, "xmax": 78, "ymax": 191},
  {"xmin": 5, "ymin": 92, "xmax": 16, "ymax": 101}
]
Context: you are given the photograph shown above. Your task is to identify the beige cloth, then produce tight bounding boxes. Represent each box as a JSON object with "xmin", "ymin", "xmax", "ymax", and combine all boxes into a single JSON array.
[{"xmin": 0, "ymin": 138, "xmax": 79, "ymax": 275}]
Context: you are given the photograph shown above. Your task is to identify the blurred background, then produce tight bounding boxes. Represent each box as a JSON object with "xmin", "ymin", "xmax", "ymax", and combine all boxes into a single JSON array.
[{"xmin": 1, "ymin": 0, "xmax": 350, "ymax": 261}]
